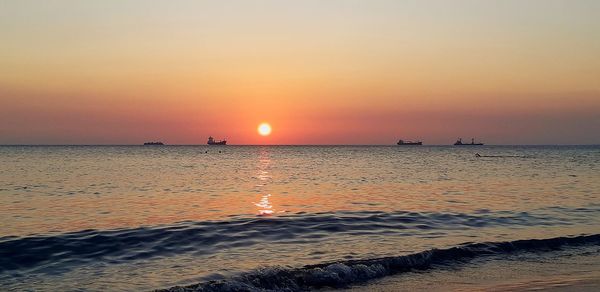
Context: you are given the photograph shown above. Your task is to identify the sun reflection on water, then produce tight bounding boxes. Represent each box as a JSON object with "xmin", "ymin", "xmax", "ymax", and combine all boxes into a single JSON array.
[
  {"xmin": 254, "ymin": 147, "xmax": 276, "ymax": 216},
  {"xmin": 255, "ymin": 194, "xmax": 274, "ymax": 216}
]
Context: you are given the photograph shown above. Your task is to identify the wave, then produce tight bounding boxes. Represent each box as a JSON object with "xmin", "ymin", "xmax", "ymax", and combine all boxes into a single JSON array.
[
  {"xmin": 0, "ymin": 209, "xmax": 588, "ymax": 274},
  {"xmin": 160, "ymin": 234, "xmax": 600, "ymax": 291}
]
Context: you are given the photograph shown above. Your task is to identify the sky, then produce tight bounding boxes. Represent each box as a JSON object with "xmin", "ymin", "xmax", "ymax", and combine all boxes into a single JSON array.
[{"xmin": 1, "ymin": 0, "xmax": 599, "ymax": 145}]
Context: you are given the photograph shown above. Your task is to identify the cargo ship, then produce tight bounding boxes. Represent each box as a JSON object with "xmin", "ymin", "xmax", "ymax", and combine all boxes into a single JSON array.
[
  {"xmin": 454, "ymin": 138, "xmax": 483, "ymax": 146},
  {"xmin": 207, "ymin": 136, "xmax": 227, "ymax": 145},
  {"xmin": 143, "ymin": 141, "xmax": 164, "ymax": 145},
  {"xmin": 397, "ymin": 139, "xmax": 423, "ymax": 145}
]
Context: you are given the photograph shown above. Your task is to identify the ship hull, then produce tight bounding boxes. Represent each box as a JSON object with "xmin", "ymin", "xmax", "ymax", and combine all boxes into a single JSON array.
[
  {"xmin": 208, "ymin": 141, "xmax": 227, "ymax": 145},
  {"xmin": 397, "ymin": 142, "xmax": 422, "ymax": 145}
]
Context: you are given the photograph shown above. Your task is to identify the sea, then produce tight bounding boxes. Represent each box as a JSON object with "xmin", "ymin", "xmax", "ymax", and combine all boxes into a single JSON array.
[{"xmin": 1, "ymin": 145, "xmax": 599, "ymax": 291}]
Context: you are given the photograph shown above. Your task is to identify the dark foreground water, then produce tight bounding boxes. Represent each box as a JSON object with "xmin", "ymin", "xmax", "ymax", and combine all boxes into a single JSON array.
[{"xmin": 1, "ymin": 145, "xmax": 599, "ymax": 291}]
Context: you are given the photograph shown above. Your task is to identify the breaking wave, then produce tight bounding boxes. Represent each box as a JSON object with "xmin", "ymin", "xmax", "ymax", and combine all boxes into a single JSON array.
[{"xmin": 160, "ymin": 234, "xmax": 600, "ymax": 291}]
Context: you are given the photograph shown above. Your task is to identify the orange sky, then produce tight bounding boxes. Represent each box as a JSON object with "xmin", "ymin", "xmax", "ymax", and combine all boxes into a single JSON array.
[{"xmin": 1, "ymin": 1, "xmax": 599, "ymax": 144}]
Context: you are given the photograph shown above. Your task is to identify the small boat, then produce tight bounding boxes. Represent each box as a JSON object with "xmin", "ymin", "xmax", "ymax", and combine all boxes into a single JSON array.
[
  {"xmin": 397, "ymin": 139, "xmax": 422, "ymax": 145},
  {"xmin": 143, "ymin": 141, "xmax": 164, "ymax": 145},
  {"xmin": 454, "ymin": 138, "xmax": 483, "ymax": 146},
  {"xmin": 207, "ymin": 136, "xmax": 227, "ymax": 145}
]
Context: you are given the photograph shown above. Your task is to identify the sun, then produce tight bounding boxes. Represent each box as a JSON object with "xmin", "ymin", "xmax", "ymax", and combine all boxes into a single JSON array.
[{"xmin": 258, "ymin": 123, "xmax": 272, "ymax": 136}]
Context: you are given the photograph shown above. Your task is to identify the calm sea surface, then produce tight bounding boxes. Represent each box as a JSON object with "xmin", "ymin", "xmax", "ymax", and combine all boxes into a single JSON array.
[{"xmin": 1, "ymin": 145, "xmax": 599, "ymax": 291}]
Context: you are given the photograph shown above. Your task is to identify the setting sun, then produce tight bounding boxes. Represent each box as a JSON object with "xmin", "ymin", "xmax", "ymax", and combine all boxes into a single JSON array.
[
  {"xmin": 3, "ymin": 2, "xmax": 600, "ymax": 291},
  {"xmin": 258, "ymin": 123, "xmax": 272, "ymax": 136}
]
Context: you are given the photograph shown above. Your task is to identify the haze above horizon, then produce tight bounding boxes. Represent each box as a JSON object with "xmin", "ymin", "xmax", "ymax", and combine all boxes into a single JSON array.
[{"xmin": 1, "ymin": 0, "xmax": 599, "ymax": 145}]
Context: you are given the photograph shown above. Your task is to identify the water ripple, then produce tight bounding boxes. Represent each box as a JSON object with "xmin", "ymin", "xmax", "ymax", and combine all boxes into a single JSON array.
[{"xmin": 0, "ymin": 209, "xmax": 591, "ymax": 274}]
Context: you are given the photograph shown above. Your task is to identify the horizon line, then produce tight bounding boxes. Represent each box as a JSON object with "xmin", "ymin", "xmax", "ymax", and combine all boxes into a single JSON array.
[{"xmin": 1, "ymin": 144, "xmax": 599, "ymax": 147}]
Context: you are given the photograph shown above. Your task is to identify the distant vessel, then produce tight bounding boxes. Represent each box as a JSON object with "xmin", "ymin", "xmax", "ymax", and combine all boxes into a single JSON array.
[
  {"xmin": 454, "ymin": 138, "xmax": 483, "ymax": 146},
  {"xmin": 397, "ymin": 139, "xmax": 422, "ymax": 145},
  {"xmin": 207, "ymin": 136, "xmax": 227, "ymax": 145},
  {"xmin": 143, "ymin": 141, "xmax": 164, "ymax": 145}
]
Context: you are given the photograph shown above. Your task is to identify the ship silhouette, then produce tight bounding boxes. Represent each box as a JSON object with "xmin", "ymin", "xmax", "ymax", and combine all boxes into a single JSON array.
[
  {"xmin": 207, "ymin": 136, "xmax": 227, "ymax": 145},
  {"xmin": 143, "ymin": 141, "xmax": 164, "ymax": 145},
  {"xmin": 397, "ymin": 139, "xmax": 422, "ymax": 145},
  {"xmin": 454, "ymin": 138, "xmax": 483, "ymax": 146}
]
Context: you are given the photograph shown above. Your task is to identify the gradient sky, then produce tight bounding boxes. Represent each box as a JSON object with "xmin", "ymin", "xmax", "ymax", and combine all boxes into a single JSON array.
[{"xmin": 1, "ymin": 0, "xmax": 599, "ymax": 145}]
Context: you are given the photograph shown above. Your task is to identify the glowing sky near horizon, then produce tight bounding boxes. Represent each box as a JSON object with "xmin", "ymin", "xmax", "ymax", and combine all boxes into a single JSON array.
[{"xmin": 1, "ymin": 0, "xmax": 599, "ymax": 144}]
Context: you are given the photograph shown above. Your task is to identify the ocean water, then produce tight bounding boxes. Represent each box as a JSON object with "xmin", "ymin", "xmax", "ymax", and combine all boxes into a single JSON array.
[{"xmin": 1, "ymin": 145, "xmax": 599, "ymax": 291}]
